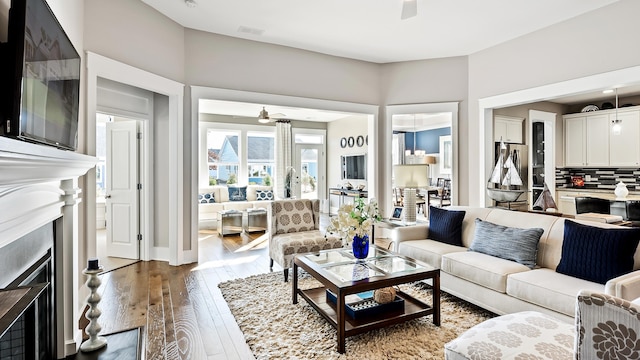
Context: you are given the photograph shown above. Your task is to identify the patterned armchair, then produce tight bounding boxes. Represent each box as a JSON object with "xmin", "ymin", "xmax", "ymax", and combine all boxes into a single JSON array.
[
  {"xmin": 268, "ymin": 199, "xmax": 342, "ymax": 282},
  {"xmin": 576, "ymin": 289, "xmax": 640, "ymax": 359}
]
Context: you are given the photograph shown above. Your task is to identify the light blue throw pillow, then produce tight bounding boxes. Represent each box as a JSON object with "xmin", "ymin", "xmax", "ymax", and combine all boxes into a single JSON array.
[{"xmin": 469, "ymin": 218, "xmax": 544, "ymax": 269}]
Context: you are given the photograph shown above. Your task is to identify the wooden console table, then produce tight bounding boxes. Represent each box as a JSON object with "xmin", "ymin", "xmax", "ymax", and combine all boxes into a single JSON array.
[{"xmin": 329, "ymin": 188, "xmax": 368, "ymax": 216}]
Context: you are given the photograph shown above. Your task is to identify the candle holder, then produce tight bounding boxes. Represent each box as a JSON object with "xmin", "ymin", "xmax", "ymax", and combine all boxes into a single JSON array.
[{"xmin": 80, "ymin": 267, "xmax": 107, "ymax": 352}]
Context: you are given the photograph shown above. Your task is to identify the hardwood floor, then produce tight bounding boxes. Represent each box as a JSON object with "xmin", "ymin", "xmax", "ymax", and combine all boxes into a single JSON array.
[{"xmin": 88, "ymin": 215, "xmax": 393, "ymax": 359}]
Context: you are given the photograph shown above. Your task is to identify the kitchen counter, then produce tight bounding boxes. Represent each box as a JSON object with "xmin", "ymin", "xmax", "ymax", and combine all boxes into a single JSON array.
[
  {"xmin": 556, "ymin": 187, "xmax": 640, "ymax": 200},
  {"xmin": 556, "ymin": 188, "xmax": 640, "ymax": 217}
]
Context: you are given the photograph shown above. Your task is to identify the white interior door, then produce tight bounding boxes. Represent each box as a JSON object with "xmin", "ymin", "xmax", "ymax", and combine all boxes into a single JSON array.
[
  {"xmin": 106, "ymin": 120, "xmax": 140, "ymax": 259},
  {"xmin": 294, "ymin": 144, "xmax": 324, "ymax": 200}
]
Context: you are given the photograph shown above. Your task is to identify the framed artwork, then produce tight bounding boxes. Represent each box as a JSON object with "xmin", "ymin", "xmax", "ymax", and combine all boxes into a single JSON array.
[
  {"xmin": 439, "ymin": 135, "xmax": 452, "ymax": 175},
  {"xmin": 340, "ymin": 137, "xmax": 347, "ymax": 148},
  {"xmin": 390, "ymin": 207, "xmax": 403, "ymax": 220}
]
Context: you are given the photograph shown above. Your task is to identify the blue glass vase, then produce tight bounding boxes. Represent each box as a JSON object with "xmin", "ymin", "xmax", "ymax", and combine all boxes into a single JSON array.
[{"xmin": 352, "ymin": 234, "xmax": 369, "ymax": 259}]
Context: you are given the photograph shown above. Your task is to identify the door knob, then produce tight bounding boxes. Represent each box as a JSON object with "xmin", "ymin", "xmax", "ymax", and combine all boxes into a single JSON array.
[{"xmin": 105, "ymin": 195, "xmax": 111, "ymax": 199}]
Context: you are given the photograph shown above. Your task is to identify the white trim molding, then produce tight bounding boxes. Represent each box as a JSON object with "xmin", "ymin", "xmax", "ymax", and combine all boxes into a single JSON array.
[{"xmin": 85, "ymin": 52, "xmax": 185, "ymax": 265}]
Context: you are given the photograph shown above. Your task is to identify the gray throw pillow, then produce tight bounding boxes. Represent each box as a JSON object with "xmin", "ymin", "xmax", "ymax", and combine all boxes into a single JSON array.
[{"xmin": 469, "ymin": 218, "xmax": 544, "ymax": 269}]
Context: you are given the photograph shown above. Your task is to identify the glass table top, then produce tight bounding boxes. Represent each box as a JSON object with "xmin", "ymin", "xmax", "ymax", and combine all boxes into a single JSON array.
[{"xmin": 302, "ymin": 247, "xmax": 428, "ymax": 282}]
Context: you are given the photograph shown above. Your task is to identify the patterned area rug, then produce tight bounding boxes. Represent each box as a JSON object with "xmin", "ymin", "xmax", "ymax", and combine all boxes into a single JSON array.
[{"xmin": 218, "ymin": 272, "xmax": 494, "ymax": 359}]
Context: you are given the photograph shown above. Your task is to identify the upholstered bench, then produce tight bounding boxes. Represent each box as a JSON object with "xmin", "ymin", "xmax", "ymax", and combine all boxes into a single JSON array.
[
  {"xmin": 444, "ymin": 311, "xmax": 573, "ymax": 360},
  {"xmin": 445, "ymin": 289, "xmax": 640, "ymax": 360}
]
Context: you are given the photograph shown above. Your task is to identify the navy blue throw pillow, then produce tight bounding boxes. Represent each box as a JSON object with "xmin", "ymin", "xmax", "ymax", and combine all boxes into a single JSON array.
[
  {"xmin": 228, "ymin": 186, "xmax": 247, "ymax": 201},
  {"xmin": 428, "ymin": 206, "xmax": 466, "ymax": 246},
  {"xmin": 556, "ymin": 220, "xmax": 640, "ymax": 284}
]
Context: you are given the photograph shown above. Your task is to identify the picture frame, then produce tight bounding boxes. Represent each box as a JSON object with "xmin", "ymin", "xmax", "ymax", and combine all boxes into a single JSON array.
[{"xmin": 390, "ymin": 207, "xmax": 403, "ymax": 220}]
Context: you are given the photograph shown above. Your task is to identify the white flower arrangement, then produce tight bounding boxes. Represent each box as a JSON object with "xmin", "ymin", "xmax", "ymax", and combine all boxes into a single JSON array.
[{"xmin": 326, "ymin": 197, "xmax": 382, "ymax": 246}]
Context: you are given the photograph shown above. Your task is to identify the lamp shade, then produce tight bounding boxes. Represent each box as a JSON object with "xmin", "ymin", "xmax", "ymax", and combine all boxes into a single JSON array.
[
  {"xmin": 425, "ymin": 156, "xmax": 436, "ymax": 165},
  {"xmin": 394, "ymin": 164, "xmax": 430, "ymax": 188}
]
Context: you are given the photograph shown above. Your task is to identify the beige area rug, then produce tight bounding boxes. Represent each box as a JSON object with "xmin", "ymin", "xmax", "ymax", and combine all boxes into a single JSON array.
[{"xmin": 218, "ymin": 272, "xmax": 494, "ymax": 359}]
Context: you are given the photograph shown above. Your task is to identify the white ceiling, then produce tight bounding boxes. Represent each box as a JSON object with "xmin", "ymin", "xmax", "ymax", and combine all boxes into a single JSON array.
[{"xmin": 140, "ymin": 0, "xmax": 618, "ymax": 63}]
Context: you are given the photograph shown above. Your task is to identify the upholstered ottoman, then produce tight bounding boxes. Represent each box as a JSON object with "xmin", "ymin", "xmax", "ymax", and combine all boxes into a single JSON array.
[{"xmin": 444, "ymin": 311, "xmax": 573, "ymax": 360}]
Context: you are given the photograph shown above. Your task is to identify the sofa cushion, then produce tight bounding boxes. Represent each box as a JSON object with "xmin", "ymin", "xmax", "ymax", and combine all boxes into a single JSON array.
[
  {"xmin": 507, "ymin": 268, "xmax": 603, "ymax": 317},
  {"xmin": 198, "ymin": 192, "xmax": 215, "ymax": 204},
  {"xmin": 428, "ymin": 206, "xmax": 466, "ymax": 246},
  {"xmin": 256, "ymin": 189, "xmax": 274, "ymax": 201},
  {"xmin": 469, "ymin": 219, "xmax": 544, "ymax": 269},
  {"xmin": 442, "ymin": 251, "xmax": 530, "ymax": 293},
  {"xmin": 556, "ymin": 220, "xmax": 640, "ymax": 284},
  {"xmin": 397, "ymin": 240, "xmax": 466, "ymax": 269},
  {"xmin": 228, "ymin": 186, "xmax": 247, "ymax": 201}
]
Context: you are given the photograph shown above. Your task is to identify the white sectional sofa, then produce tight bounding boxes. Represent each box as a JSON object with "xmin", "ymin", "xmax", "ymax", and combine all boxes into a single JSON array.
[
  {"xmin": 198, "ymin": 185, "xmax": 273, "ymax": 228},
  {"xmin": 394, "ymin": 206, "xmax": 640, "ymax": 323}
]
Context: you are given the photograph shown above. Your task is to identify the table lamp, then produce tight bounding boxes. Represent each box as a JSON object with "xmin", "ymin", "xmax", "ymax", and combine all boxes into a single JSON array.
[{"xmin": 394, "ymin": 164, "xmax": 430, "ymax": 224}]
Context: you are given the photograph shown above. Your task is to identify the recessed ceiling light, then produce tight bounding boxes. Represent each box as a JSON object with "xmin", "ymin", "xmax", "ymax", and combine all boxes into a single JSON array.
[
  {"xmin": 185, "ymin": 0, "xmax": 197, "ymax": 8},
  {"xmin": 603, "ymin": 89, "xmax": 614, "ymax": 94}
]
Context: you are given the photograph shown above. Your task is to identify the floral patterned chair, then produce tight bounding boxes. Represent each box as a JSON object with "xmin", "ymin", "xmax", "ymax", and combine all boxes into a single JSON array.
[
  {"xmin": 268, "ymin": 199, "xmax": 342, "ymax": 282},
  {"xmin": 444, "ymin": 289, "xmax": 640, "ymax": 359}
]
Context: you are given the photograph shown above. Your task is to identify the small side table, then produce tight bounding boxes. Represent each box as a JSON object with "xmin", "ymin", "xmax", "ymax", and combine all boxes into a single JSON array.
[
  {"xmin": 80, "ymin": 267, "xmax": 107, "ymax": 352},
  {"xmin": 218, "ymin": 210, "xmax": 244, "ymax": 236},
  {"xmin": 246, "ymin": 208, "xmax": 268, "ymax": 232}
]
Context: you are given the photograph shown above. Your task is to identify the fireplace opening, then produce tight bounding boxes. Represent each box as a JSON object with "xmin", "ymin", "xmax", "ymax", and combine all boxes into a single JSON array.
[{"xmin": 0, "ymin": 221, "xmax": 56, "ymax": 359}]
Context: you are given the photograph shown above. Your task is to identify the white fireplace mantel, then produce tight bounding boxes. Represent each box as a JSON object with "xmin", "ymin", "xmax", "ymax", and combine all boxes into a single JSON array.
[
  {"xmin": 0, "ymin": 136, "xmax": 96, "ymax": 358},
  {"xmin": 0, "ymin": 137, "xmax": 96, "ymax": 187}
]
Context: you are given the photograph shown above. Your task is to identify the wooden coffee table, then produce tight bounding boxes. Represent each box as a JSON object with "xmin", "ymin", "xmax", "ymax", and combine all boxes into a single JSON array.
[{"xmin": 292, "ymin": 246, "xmax": 440, "ymax": 354}]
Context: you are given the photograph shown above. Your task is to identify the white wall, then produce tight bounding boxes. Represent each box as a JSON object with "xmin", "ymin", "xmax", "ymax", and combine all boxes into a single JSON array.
[
  {"xmin": 327, "ymin": 115, "xmax": 369, "ymax": 197},
  {"xmin": 467, "ymin": 0, "xmax": 640, "ymax": 205},
  {"xmin": 154, "ymin": 93, "xmax": 170, "ymax": 248},
  {"xmin": 184, "ymin": 29, "xmax": 381, "ymax": 105},
  {"xmin": 80, "ymin": 0, "xmax": 640, "ymax": 254},
  {"xmin": 379, "ymin": 57, "xmax": 469, "ymax": 202},
  {"xmin": 84, "ymin": 0, "xmax": 185, "ymax": 83}
]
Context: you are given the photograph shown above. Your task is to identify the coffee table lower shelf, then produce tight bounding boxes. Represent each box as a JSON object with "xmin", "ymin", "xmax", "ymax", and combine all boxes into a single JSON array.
[{"xmin": 297, "ymin": 286, "xmax": 435, "ymax": 337}]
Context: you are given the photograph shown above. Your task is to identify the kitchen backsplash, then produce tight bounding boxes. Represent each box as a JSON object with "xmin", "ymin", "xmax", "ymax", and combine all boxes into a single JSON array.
[{"xmin": 556, "ymin": 168, "xmax": 640, "ymax": 190}]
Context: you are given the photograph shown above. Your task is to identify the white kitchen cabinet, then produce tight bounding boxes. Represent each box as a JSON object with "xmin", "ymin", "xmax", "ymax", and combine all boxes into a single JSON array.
[
  {"xmin": 494, "ymin": 115, "xmax": 523, "ymax": 143},
  {"xmin": 563, "ymin": 113, "xmax": 609, "ymax": 167},
  {"xmin": 585, "ymin": 113, "xmax": 610, "ymax": 166},
  {"xmin": 609, "ymin": 110, "xmax": 640, "ymax": 166},
  {"xmin": 564, "ymin": 117, "xmax": 586, "ymax": 167}
]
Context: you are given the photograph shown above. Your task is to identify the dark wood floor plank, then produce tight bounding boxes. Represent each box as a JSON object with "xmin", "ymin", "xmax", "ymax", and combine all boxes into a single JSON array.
[
  {"xmin": 161, "ymin": 271, "xmax": 179, "ymax": 359},
  {"xmin": 146, "ymin": 265, "xmax": 166, "ymax": 360}
]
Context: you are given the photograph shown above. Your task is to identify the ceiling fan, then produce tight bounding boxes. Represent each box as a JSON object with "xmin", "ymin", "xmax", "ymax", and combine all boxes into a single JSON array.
[
  {"xmin": 401, "ymin": 0, "xmax": 417, "ymax": 20},
  {"xmin": 257, "ymin": 106, "xmax": 286, "ymax": 123}
]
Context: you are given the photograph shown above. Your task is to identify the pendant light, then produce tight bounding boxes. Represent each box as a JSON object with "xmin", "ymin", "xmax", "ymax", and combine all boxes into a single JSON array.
[{"xmin": 612, "ymin": 88, "xmax": 622, "ymax": 135}]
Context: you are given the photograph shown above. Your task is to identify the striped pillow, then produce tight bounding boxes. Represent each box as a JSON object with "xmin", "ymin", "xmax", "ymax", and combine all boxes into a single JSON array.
[{"xmin": 469, "ymin": 218, "xmax": 544, "ymax": 269}]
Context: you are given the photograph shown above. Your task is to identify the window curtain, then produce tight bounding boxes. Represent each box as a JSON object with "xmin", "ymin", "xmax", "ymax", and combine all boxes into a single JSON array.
[
  {"xmin": 275, "ymin": 120, "xmax": 292, "ymax": 199},
  {"xmin": 397, "ymin": 132, "xmax": 406, "ymax": 164}
]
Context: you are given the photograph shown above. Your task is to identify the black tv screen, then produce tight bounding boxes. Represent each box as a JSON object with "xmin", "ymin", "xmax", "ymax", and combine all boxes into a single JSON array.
[
  {"xmin": 342, "ymin": 154, "xmax": 366, "ymax": 180},
  {"xmin": 2, "ymin": 0, "xmax": 81, "ymax": 150}
]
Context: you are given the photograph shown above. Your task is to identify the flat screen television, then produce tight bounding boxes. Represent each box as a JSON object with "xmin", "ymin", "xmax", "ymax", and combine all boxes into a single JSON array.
[
  {"xmin": 342, "ymin": 154, "xmax": 366, "ymax": 180},
  {"xmin": 0, "ymin": 0, "xmax": 81, "ymax": 150}
]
